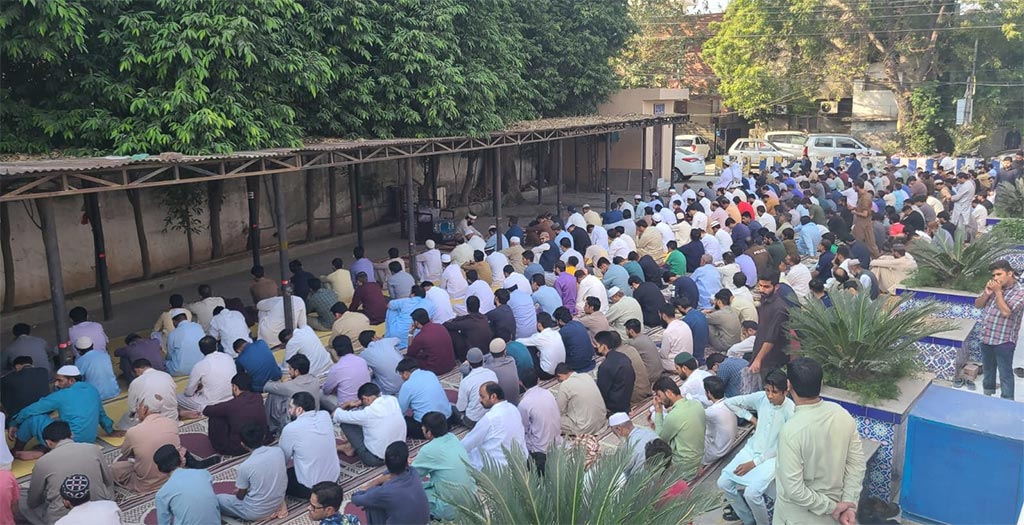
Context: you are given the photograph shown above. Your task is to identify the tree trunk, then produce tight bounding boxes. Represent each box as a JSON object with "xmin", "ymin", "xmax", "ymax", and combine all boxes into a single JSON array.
[
  {"xmin": 185, "ymin": 227, "xmax": 195, "ymax": 269},
  {"xmin": 207, "ymin": 180, "xmax": 224, "ymax": 259},
  {"xmin": 504, "ymin": 148, "xmax": 523, "ymax": 203},
  {"xmin": 305, "ymin": 168, "xmax": 316, "ymax": 243},
  {"xmin": 0, "ymin": 202, "xmax": 14, "ymax": 311},
  {"xmin": 126, "ymin": 189, "xmax": 152, "ymax": 278},
  {"xmin": 894, "ymin": 89, "xmax": 913, "ymax": 135},
  {"xmin": 459, "ymin": 153, "xmax": 479, "ymax": 205}
]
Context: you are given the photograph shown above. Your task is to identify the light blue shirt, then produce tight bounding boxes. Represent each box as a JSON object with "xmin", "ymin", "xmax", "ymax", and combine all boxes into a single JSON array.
[
  {"xmin": 532, "ymin": 286, "xmax": 562, "ymax": 315},
  {"xmin": 232, "ymin": 446, "xmax": 288, "ymax": 517},
  {"xmin": 795, "ymin": 223, "xmax": 821, "ymax": 257},
  {"xmin": 625, "ymin": 426, "xmax": 659, "ymax": 477},
  {"xmin": 74, "ymin": 350, "xmax": 120, "ymax": 400},
  {"xmin": 386, "ymin": 297, "xmax": 435, "ymax": 349},
  {"xmin": 485, "ymin": 233, "xmax": 510, "ymax": 253},
  {"xmin": 397, "ymin": 369, "xmax": 452, "ymax": 421},
  {"xmin": 361, "ymin": 338, "xmax": 406, "ymax": 395},
  {"xmin": 508, "ymin": 290, "xmax": 538, "ymax": 339},
  {"xmin": 724, "ymin": 391, "xmax": 795, "ymax": 464},
  {"xmin": 350, "ymin": 257, "xmax": 375, "ymax": 283},
  {"xmin": 156, "ymin": 468, "xmax": 220, "ymax": 525},
  {"xmin": 691, "ymin": 265, "xmax": 721, "ymax": 310},
  {"xmin": 165, "ymin": 321, "xmax": 205, "ymax": 376},
  {"xmin": 555, "ymin": 231, "xmax": 573, "ymax": 250},
  {"xmin": 602, "ymin": 264, "xmax": 631, "ymax": 296}
]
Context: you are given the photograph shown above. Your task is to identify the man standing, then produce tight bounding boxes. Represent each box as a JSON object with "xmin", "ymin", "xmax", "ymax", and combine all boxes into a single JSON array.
[
  {"xmin": 775, "ymin": 358, "xmax": 865, "ymax": 524},
  {"xmin": 974, "ymin": 260, "xmax": 1024, "ymax": 400},
  {"xmin": 749, "ymin": 271, "xmax": 790, "ymax": 377},
  {"xmin": 517, "ymin": 368, "xmax": 560, "ymax": 472},
  {"xmin": 217, "ymin": 424, "xmax": 288, "ymax": 522},
  {"xmin": 413, "ymin": 412, "xmax": 476, "ymax": 521},
  {"xmin": 651, "ymin": 376, "xmax": 706, "ymax": 480},
  {"xmin": 851, "ymin": 180, "xmax": 879, "ymax": 258},
  {"xmin": 203, "ymin": 373, "xmax": 269, "ymax": 456},
  {"xmin": 263, "ymin": 355, "xmax": 320, "ymax": 437},
  {"xmin": 333, "ymin": 382, "xmax": 406, "ymax": 468},
  {"xmin": 20, "ymin": 422, "xmax": 114, "ymax": 525},
  {"xmin": 461, "ymin": 382, "xmax": 528, "ymax": 469},
  {"xmin": 351, "ymin": 442, "xmax": 431, "ymax": 525},
  {"xmin": 718, "ymin": 370, "xmax": 794, "ymax": 525},
  {"xmin": 594, "ymin": 331, "xmax": 636, "ymax": 414},
  {"xmin": 279, "ymin": 392, "xmax": 340, "ymax": 498}
]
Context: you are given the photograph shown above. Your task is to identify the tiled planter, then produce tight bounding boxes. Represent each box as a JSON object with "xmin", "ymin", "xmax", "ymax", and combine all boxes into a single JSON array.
[
  {"xmin": 895, "ymin": 286, "xmax": 983, "ymax": 380},
  {"xmin": 821, "ymin": 374, "xmax": 934, "ymax": 502}
]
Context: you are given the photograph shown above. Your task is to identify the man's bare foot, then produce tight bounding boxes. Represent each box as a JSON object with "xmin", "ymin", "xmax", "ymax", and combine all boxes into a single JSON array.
[
  {"xmin": 273, "ymin": 500, "xmax": 289, "ymax": 519},
  {"xmin": 179, "ymin": 410, "xmax": 201, "ymax": 420},
  {"xmin": 15, "ymin": 450, "xmax": 43, "ymax": 461},
  {"xmin": 337, "ymin": 442, "xmax": 355, "ymax": 457}
]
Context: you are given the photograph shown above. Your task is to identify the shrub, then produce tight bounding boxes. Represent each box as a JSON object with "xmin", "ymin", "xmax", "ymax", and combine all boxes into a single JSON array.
[{"xmin": 905, "ymin": 229, "xmax": 1015, "ymax": 292}]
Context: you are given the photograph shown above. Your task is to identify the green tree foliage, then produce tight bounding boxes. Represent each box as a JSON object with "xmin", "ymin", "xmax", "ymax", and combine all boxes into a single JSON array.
[
  {"xmin": 1, "ymin": 0, "xmax": 632, "ymax": 154},
  {"xmin": 616, "ymin": 0, "xmax": 699, "ymax": 90}
]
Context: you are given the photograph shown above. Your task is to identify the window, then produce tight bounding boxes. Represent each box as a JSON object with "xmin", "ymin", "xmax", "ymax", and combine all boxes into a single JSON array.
[
  {"xmin": 675, "ymin": 139, "xmax": 694, "ymax": 147},
  {"xmin": 835, "ymin": 138, "xmax": 860, "ymax": 149},
  {"xmin": 814, "ymin": 138, "xmax": 833, "ymax": 147},
  {"xmin": 772, "ymin": 134, "xmax": 806, "ymax": 145}
]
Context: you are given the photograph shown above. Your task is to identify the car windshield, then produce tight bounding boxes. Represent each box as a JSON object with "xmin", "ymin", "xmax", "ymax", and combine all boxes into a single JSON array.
[
  {"xmin": 675, "ymin": 139, "xmax": 694, "ymax": 147},
  {"xmin": 770, "ymin": 134, "xmax": 806, "ymax": 145}
]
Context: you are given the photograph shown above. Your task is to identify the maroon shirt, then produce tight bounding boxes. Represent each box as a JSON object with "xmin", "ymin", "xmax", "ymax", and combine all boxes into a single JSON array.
[
  {"xmin": 202, "ymin": 391, "xmax": 268, "ymax": 456},
  {"xmin": 350, "ymin": 282, "xmax": 388, "ymax": 325},
  {"xmin": 407, "ymin": 322, "xmax": 456, "ymax": 375},
  {"xmin": 443, "ymin": 313, "xmax": 492, "ymax": 362}
]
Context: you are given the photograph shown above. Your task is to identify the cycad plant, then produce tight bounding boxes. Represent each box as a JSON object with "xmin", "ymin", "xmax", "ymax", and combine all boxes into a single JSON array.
[
  {"xmin": 441, "ymin": 444, "xmax": 720, "ymax": 525},
  {"xmin": 906, "ymin": 228, "xmax": 1015, "ymax": 292},
  {"xmin": 789, "ymin": 291, "xmax": 943, "ymax": 402},
  {"xmin": 994, "ymin": 179, "xmax": 1024, "ymax": 219}
]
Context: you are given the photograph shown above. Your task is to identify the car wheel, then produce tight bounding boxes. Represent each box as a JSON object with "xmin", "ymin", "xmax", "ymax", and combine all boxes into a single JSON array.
[{"xmin": 672, "ymin": 167, "xmax": 683, "ymax": 182}]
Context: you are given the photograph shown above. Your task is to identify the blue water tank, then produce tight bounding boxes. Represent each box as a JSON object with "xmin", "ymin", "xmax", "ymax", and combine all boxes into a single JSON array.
[{"xmin": 900, "ymin": 385, "xmax": 1024, "ymax": 524}]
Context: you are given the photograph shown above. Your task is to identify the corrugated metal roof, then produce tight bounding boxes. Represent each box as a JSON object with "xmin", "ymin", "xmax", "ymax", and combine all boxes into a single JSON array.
[{"xmin": 0, "ymin": 113, "xmax": 683, "ymax": 177}]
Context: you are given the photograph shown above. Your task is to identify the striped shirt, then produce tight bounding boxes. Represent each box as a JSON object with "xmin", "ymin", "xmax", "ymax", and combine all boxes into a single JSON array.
[{"xmin": 979, "ymin": 281, "xmax": 1024, "ymax": 345}]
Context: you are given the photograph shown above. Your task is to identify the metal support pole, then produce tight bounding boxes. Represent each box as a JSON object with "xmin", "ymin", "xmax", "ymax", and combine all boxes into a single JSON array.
[
  {"xmin": 353, "ymin": 164, "xmax": 364, "ymax": 247},
  {"xmin": 247, "ymin": 176, "xmax": 261, "ymax": 269},
  {"xmin": 494, "ymin": 149, "xmax": 504, "ymax": 251},
  {"xmin": 641, "ymin": 128, "xmax": 648, "ymax": 201},
  {"xmin": 272, "ymin": 173, "xmax": 294, "ymax": 330},
  {"xmin": 604, "ymin": 134, "xmax": 612, "ymax": 211},
  {"xmin": 557, "ymin": 141, "xmax": 564, "ymax": 220},
  {"xmin": 84, "ymin": 193, "xmax": 112, "ymax": 320},
  {"xmin": 405, "ymin": 158, "xmax": 418, "ymax": 281},
  {"xmin": 38, "ymin": 198, "xmax": 70, "ymax": 364}
]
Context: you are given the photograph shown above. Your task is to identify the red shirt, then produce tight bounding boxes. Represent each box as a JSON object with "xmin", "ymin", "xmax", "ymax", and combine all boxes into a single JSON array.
[
  {"xmin": 350, "ymin": 282, "xmax": 388, "ymax": 324},
  {"xmin": 737, "ymin": 201, "xmax": 756, "ymax": 220},
  {"xmin": 408, "ymin": 322, "xmax": 457, "ymax": 375}
]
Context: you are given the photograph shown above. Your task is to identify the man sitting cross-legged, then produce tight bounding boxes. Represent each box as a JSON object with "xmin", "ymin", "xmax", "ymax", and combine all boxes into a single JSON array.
[
  {"xmin": 216, "ymin": 423, "xmax": 289, "ymax": 521},
  {"xmin": 332, "ymin": 382, "xmax": 406, "ymax": 467}
]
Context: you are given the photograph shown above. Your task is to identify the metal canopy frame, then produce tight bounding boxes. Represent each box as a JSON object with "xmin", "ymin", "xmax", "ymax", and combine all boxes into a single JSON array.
[{"xmin": 0, "ymin": 114, "xmax": 686, "ymax": 202}]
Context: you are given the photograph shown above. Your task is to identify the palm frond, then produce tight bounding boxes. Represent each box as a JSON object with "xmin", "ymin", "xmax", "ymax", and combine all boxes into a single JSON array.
[
  {"xmin": 906, "ymin": 228, "xmax": 1015, "ymax": 291},
  {"xmin": 994, "ymin": 179, "xmax": 1024, "ymax": 218},
  {"xmin": 790, "ymin": 292, "xmax": 944, "ymax": 402},
  {"xmin": 442, "ymin": 443, "xmax": 721, "ymax": 525}
]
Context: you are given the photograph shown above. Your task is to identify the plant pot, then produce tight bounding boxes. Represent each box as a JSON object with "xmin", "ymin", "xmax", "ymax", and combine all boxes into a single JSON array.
[
  {"xmin": 821, "ymin": 373, "xmax": 935, "ymax": 502},
  {"xmin": 894, "ymin": 286, "xmax": 983, "ymax": 380}
]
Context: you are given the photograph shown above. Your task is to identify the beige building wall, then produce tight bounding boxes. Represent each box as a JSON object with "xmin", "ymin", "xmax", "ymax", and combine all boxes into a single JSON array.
[{"xmin": 598, "ymin": 88, "xmax": 689, "ymax": 183}]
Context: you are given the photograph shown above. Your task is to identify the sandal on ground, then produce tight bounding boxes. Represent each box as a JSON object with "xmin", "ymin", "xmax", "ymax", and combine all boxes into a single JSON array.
[{"xmin": 722, "ymin": 505, "xmax": 740, "ymax": 522}]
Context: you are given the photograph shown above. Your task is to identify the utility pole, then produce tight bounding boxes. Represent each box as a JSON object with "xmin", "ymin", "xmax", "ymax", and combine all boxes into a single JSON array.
[{"xmin": 963, "ymin": 37, "xmax": 978, "ymax": 126}]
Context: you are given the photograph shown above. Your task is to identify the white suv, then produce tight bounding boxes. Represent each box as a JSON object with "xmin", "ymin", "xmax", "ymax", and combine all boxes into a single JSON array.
[
  {"xmin": 803, "ymin": 134, "xmax": 880, "ymax": 158},
  {"xmin": 674, "ymin": 134, "xmax": 712, "ymax": 160},
  {"xmin": 727, "ymin": 138, "xmax": 794, "ymax": 164},
  {"xmin": 764, "ymin": 131, "xmax": 808, "ymax": 157}
]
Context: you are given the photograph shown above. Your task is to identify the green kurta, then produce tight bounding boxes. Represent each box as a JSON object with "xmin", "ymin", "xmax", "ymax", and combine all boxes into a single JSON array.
[
  {"xmin": 665, "ymin": 250, "xmax": 687, "ymax": 276},
  {"xmin": 411, "ymin": 433, "xmax": 476, "ymax": 520},
  {"xmin": 774, "ymin": 400, "xmax": 866, "ymax": 524},
  {"xmin": 654, "ymin": 397, "xmax": 706, "ymax": 479}
]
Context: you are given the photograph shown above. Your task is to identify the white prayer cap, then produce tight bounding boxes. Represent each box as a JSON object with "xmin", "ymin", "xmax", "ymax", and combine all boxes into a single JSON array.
[
  {"xmin": 652, "ymin": 214, "xmax": 662, "ymax": 223},
  {"xmin": 608, "ymin": 412, "xmax": 631, "ymax": 427},
  {"xmin": 582, "ymin": 203, "xmax": 591, "ymax": 209},
  {"xmin": 651, "ymin": 191, "xmax": 660, "ymax": 197},
  {"xmin": 634, "ymin": 194, "xmax": 642, "ymax": 200},
  {"xmin": 425, "ymin": 239, "xmax": 435, "ymax": 249},
  {"xmin": 510, "ymin": 236, "xmax": 521, "ymax": 244},
  {"xmin": 468, "ymin": 213, "xmax": 478, "ymax": 219},
  {"xmin": 711, "ymin": 220, "xmax": 720, "ymax": 227},
  {"xmin": 464, "ymin": 228, "xmax": 475, "ymax": 236},
  {"xmin": 783, "ymin": 168, "xmax": 792, "ymax": 175},
  {"xmin": 669, "ymin": 188, "xmax": 677, "ymax": 194},
  {"xmin": 57, "ymin": 365, "xmax": 81, "ymax": 377},
  {"xmin": 847, "ymin": 258, "xmax": 861, "ymax": 267},
  {"xmin": 169, "ymin": 308, "xmax": 189, "ymax": 319},
  {"xmin": 74, "ymin": 336, "xmax": 93, "ymax": 350},
  {"xmin": 607, "ymin": 286, "xmax": 621, "ymax": 298},
  {"xmin": 441, "ymin": 254, "xmax": 452, "ymax": 263}
]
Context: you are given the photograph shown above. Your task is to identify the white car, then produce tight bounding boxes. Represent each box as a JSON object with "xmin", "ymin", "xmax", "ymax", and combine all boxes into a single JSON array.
[
  {"xmin": 727, "ymin": 138, "xmax": 794, "ymax": 165},
  {"xmin": 764, "ymin": 131, "xmax": 808, "ymax": 157},
  {"xmin": 672, "ymin": 149, "xmax": 705, "ymax": 181},
  {"xmin": 674, "ymin": 134, "xmax": 712, "ymax": 160},
  {"xmin": 802, "ymin": 134, "xmax": 881, "ymax": 159}
]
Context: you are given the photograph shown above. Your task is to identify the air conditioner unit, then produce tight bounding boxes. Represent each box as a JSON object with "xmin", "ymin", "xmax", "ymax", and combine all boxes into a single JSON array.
[
  {"xmin": 772, "ymin": 104, "xmax": 788, "ymax": 115},
  {"xmin": 819, "ymin": 100, "xmax": 839, "ymax": 114}
]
